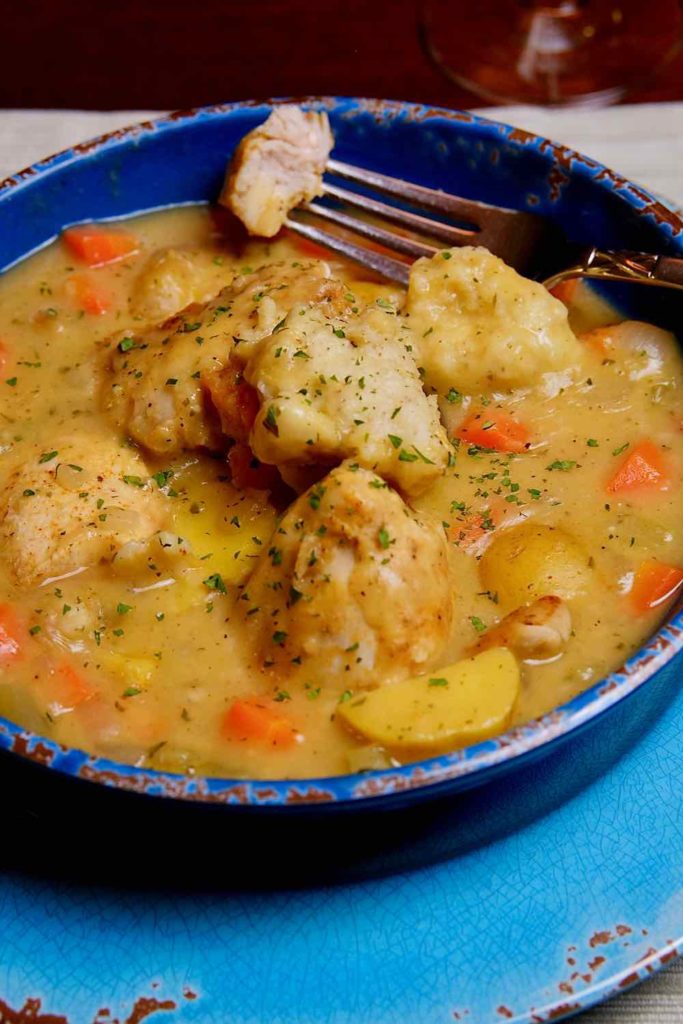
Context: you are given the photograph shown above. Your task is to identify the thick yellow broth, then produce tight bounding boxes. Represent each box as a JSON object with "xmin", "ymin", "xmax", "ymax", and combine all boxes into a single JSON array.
[{"xmin": 0, "ymin": 206, "xmax": 680, "ymax": 779}]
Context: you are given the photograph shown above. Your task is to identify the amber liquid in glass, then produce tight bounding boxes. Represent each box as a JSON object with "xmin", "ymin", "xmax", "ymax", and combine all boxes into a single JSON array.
[{"xmin": 421, "ymin": 0, "xmax": 683, "ymax": 106}]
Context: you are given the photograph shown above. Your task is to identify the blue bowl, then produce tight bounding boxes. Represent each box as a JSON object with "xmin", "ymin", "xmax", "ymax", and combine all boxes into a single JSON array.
[{"xmin": 1, "ymin": 98, "xmax": 682, "ymax": 819}]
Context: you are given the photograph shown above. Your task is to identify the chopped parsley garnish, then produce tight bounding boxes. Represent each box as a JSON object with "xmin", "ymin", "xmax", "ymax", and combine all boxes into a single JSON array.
[
  {"xmin": 612, "ymin": 442, "xmax": 630, "ymax": 456},
  {"xmin": 272, "ymin": 630, "xmax": 288, "ymax": 646},
  {"xmin": 377, "ymin": 526, "xmax": 391, "ymax": 550},
  {"xmin": 5, "ymin": 377, "xmax": 17, "ymax": 387},
  {"xmin": 38, "ymin": 450, "xmax": 58, "ymax": 464},
  {"xmin": 29, "ymin": 624, "xmax": 41, "ymax": 636},
  {"xmin": 122, "ymin": 474, "xmax": 145, "ymax": 487},
  {"xmin": 587, "ymin": 438, "xmax": 599, "ymax": 448},
  {"xmin": 122, "ymin": 686, "xmax": 141, "ymax": 698},
  {"xmin": 332, "ymin": 327, "xmax": 346, "ymax": 339},
  {"xmin": 308, "ymin": 484, "xmax": 326, "ymax": 511},
  {"xmin": 469, "ymin": 616, "xmax": 487, "ymax": 633},
  {"xmin": 428, "ymin": 677, "xmax": 449, "ymax": 687},
  {"xmin": 116, "ymin": 602, "xmax": 132, "ymax": 615},
  {"xmin": 398, "ymin": 450, "xmax": 419, "ymax": 462},
  {"xmin": 445, "ymin": 388, "xmax": 462, "ymax": 404},
  {"xmin": 118, "ymin": 337, "xmax": 136, "ymax": 352},
  {"xmin": 203, "ymin": 573, "xmax": 226, "ymax": 594},
  {"xmin": 388, "ymin": 434, "xmax": 402, "ymax": 449},
  {"xmin": 547, "ymin": 459, "xmax": 577, "ymax": 472},
  {"xmin": 264, "ymin": 405, "xmax": 280, "ymax": 436},
  {"xmin": 153, "ymin": 469, "xmax": 174, "ymax": 488}
]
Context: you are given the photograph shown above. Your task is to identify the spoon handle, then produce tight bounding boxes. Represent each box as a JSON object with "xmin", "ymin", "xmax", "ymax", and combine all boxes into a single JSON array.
[{"xmin": 544, "ymin": 248, "xmax": 683, "ymax": 293}]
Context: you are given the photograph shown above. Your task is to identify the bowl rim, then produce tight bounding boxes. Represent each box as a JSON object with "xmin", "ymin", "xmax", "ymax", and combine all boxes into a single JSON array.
[{"xmin": 0, "ymin": 96, "xmax": 682, "ymax": 808}]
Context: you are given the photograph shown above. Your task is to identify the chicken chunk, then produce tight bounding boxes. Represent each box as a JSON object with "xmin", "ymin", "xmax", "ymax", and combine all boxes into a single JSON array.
[
  {"xmin": 129, "ymin": 248, "xmax": 235, "ymax": 324},
  {"xmin": 242, "ymin": 306, "xmax": 450, "ymax": 497},
  {"xmin": 407, "ymin": 246, "xmax": 581, "ymax": 394},
  {"xmin": 0, "ymin": 434, "xmax": 167, "ymax": 587},
  {"xmin": 220, "ymin": 106, "xmax": 333, "ymax": 237},
  {"xmin": 241, "ymin": 462, "xmax": 453, "ymax": 689},
  {"xmin": 106, "ymin": 260, "xmax": 349, "ymax": 455},
  {"xmin": 474, "ymin": 596, "xmax": 571, "ymax": 663}
]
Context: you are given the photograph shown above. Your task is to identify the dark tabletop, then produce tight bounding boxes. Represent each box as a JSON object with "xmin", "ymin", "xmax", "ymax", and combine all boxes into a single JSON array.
[{"xmin": 4, "ymin": 0, "xmax": 683, "ymax": 111}]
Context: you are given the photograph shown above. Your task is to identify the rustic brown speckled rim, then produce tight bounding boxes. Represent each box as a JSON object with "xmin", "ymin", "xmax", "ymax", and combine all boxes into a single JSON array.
[{"xmin": 0, "ymin": 97, "xmax": 681, "ymax": 809}]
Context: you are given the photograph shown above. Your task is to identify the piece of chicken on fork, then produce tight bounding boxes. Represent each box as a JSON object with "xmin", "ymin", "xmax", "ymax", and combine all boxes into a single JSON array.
[{"xmin": 220, "ymin": 106, "xmax": 334, "ymax": 237}]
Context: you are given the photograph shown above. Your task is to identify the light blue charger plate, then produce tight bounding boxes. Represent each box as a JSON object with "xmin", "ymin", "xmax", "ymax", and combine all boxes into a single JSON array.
[{"xmin": 0, "ymin": 654, "xmax": 680, "ymax": 1023}]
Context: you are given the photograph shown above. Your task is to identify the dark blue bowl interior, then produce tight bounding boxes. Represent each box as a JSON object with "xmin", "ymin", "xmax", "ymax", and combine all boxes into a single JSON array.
[{"xmin": 0, "ymin": 98, "xmax": 682, "ymax": 818}]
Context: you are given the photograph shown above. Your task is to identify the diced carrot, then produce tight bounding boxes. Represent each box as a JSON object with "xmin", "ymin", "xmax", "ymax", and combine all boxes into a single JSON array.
[
  {"xmin": 0, "ymin": 339, "xmax": 12, "ymax": 375},
  {"xmin": 580, "ymin": 326, "xmax": 617, "ymax": 357},
  {"xmin": 606, "ymin": 441, "xmax": 670, "ymax": 494},
  {"xmin": 0, "ymin": 604, "xmax": 24, "ymax": 661},
  {"xmin": 629, "ymin": 559, "xmax": 683, "ymax": 614},
  {"xmin": 290, "ymin": 233, "xmax": 332, "ymax": 261},
  {"xmin": 222, "ymin": 698, "xmax": 299, "ymax": 748},
  {"xmin": 448, "ymin": 504, "xmax": 503, "ymax": 551},
  {"xmin": 42, "ymin": 661, "xmax": 96, "ymax": 713},
  {"xmin": 549, "ymin": 278, "xmax": 579, "ymax": 306},
  {"xmin": 62, "ymin": 224, "xmax": 139, "ymax": 267},
  {"xmin": 65, "ymin": 273, "xmax": 113, "ymax": 315},
  {"xmin": 228, "ymin": 442, "xmax": 280, "ymax": 491},
  {"xmin": 456, "ymin": 410, "xmax": 531, "ymax": 454}
]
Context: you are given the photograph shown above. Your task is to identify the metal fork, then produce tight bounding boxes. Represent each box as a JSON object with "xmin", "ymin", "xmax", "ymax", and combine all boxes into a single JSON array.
[{"xmin": 285, "ymin": 158, "xmax": 683, "ymax": 293}]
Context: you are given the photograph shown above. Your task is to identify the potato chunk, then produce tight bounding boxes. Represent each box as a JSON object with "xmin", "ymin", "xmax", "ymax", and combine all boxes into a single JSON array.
[
  {"xmin": 241, "ymin": 462, "xmax": 453, "ymax": 689},
  {"xmin": 0, "ymin": 434, "xmax": 167, "ymax": 587},
  {"xmin": 480, "ymin": 523, "xmax": 594, "ymax": 609},
  {"xmin": 337, "ymin": 648, "xmax": 520, "ymax": 751},
  {"xmin": 243, "ymin": 306, "xmax": 450, "ymax": 497},
  {"xmin": 220, "ymin": 106, "xmax": 333, "ymax": 237},
  {"xmin": 407, "ymin": 246, "xmax": 580, "ymax": 393}
]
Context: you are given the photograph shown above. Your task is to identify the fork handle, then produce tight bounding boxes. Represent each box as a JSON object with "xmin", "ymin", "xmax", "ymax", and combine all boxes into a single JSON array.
[{"xmin": 544, "ymin": 248, "xmax": 683, "ymax": 292}]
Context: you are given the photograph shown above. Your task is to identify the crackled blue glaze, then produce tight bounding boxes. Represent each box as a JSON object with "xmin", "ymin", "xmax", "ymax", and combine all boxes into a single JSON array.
[
  {"xmin": 0, "ymin": 99, "xmax": 681, "ymax": 1022},
  {"xmin": 0, "ymin": 98, "xmax": 682, "ymax": 809}
]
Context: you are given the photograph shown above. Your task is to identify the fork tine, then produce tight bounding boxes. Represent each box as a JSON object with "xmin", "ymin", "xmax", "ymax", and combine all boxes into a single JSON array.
[
  {"xmin": 327, "ymin": 158, "xmax": 512, "ymax": 224},
  {"xmin": 304, "ymin": 201, "xmax": 438, "ymax": 260},
  {"xmin": 284, "ymin": 216, "xmax": 410, "ymax": 285},
  {"xmin": 322, "ymin": 182, "xmax": 476, "ymax": 246}
]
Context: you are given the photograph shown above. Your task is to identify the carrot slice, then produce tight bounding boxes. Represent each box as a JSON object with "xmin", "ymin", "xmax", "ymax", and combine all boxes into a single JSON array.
[
  {"xmin": 65, "ymin": 273, "xmax": 112, "ymax": 315},
  {"xmin": 42, "ymin": 661, "xmax": 96, "ymax": 714},
  {"xmin": 0, "ymin": 339, "xmax": 12, "ymax": 375},
  {"xmin": 456, "ymin": 410, "xmax": 531, "ymax": 454},
  {"xmin": 0, "ymin": 604, "xmax": 24, "ymax": 661},
  {"xmin": 289, "ymin": 232, "xmax": 331, "ymax": 261},
  {"xmin": 579, "ymin": 326, "xmax": 617, "ymax": 357},
  {"xmin": 62, "ymin": 224, "xmax": 139, "ymax": 267},
  {"xmin": 549, "ymin": 279, "xmax": 579, "ymax": 306},
  {"xmin": 630, "ymin": 559, "xmax": 683, "ymax": 614},
  {"xmin": 222, "ymin": 698, "xmax": 298, "ymax": 748},
  {"xmin": 606, "ymin": 441, "xmax": 670, "ymax": 494},
  {"xmin": 448, "ymin": 504, "xmax": 503, "ymax": 551},
  {"xmin": 228, "ymin": 442, "xmax": 280, "ymax": 491}
]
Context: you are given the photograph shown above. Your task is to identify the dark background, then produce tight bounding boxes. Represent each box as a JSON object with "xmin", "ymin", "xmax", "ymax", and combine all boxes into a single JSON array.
[{"xmin": 3, "ymin": 0, "xmax": 683, "ymax": 111}]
